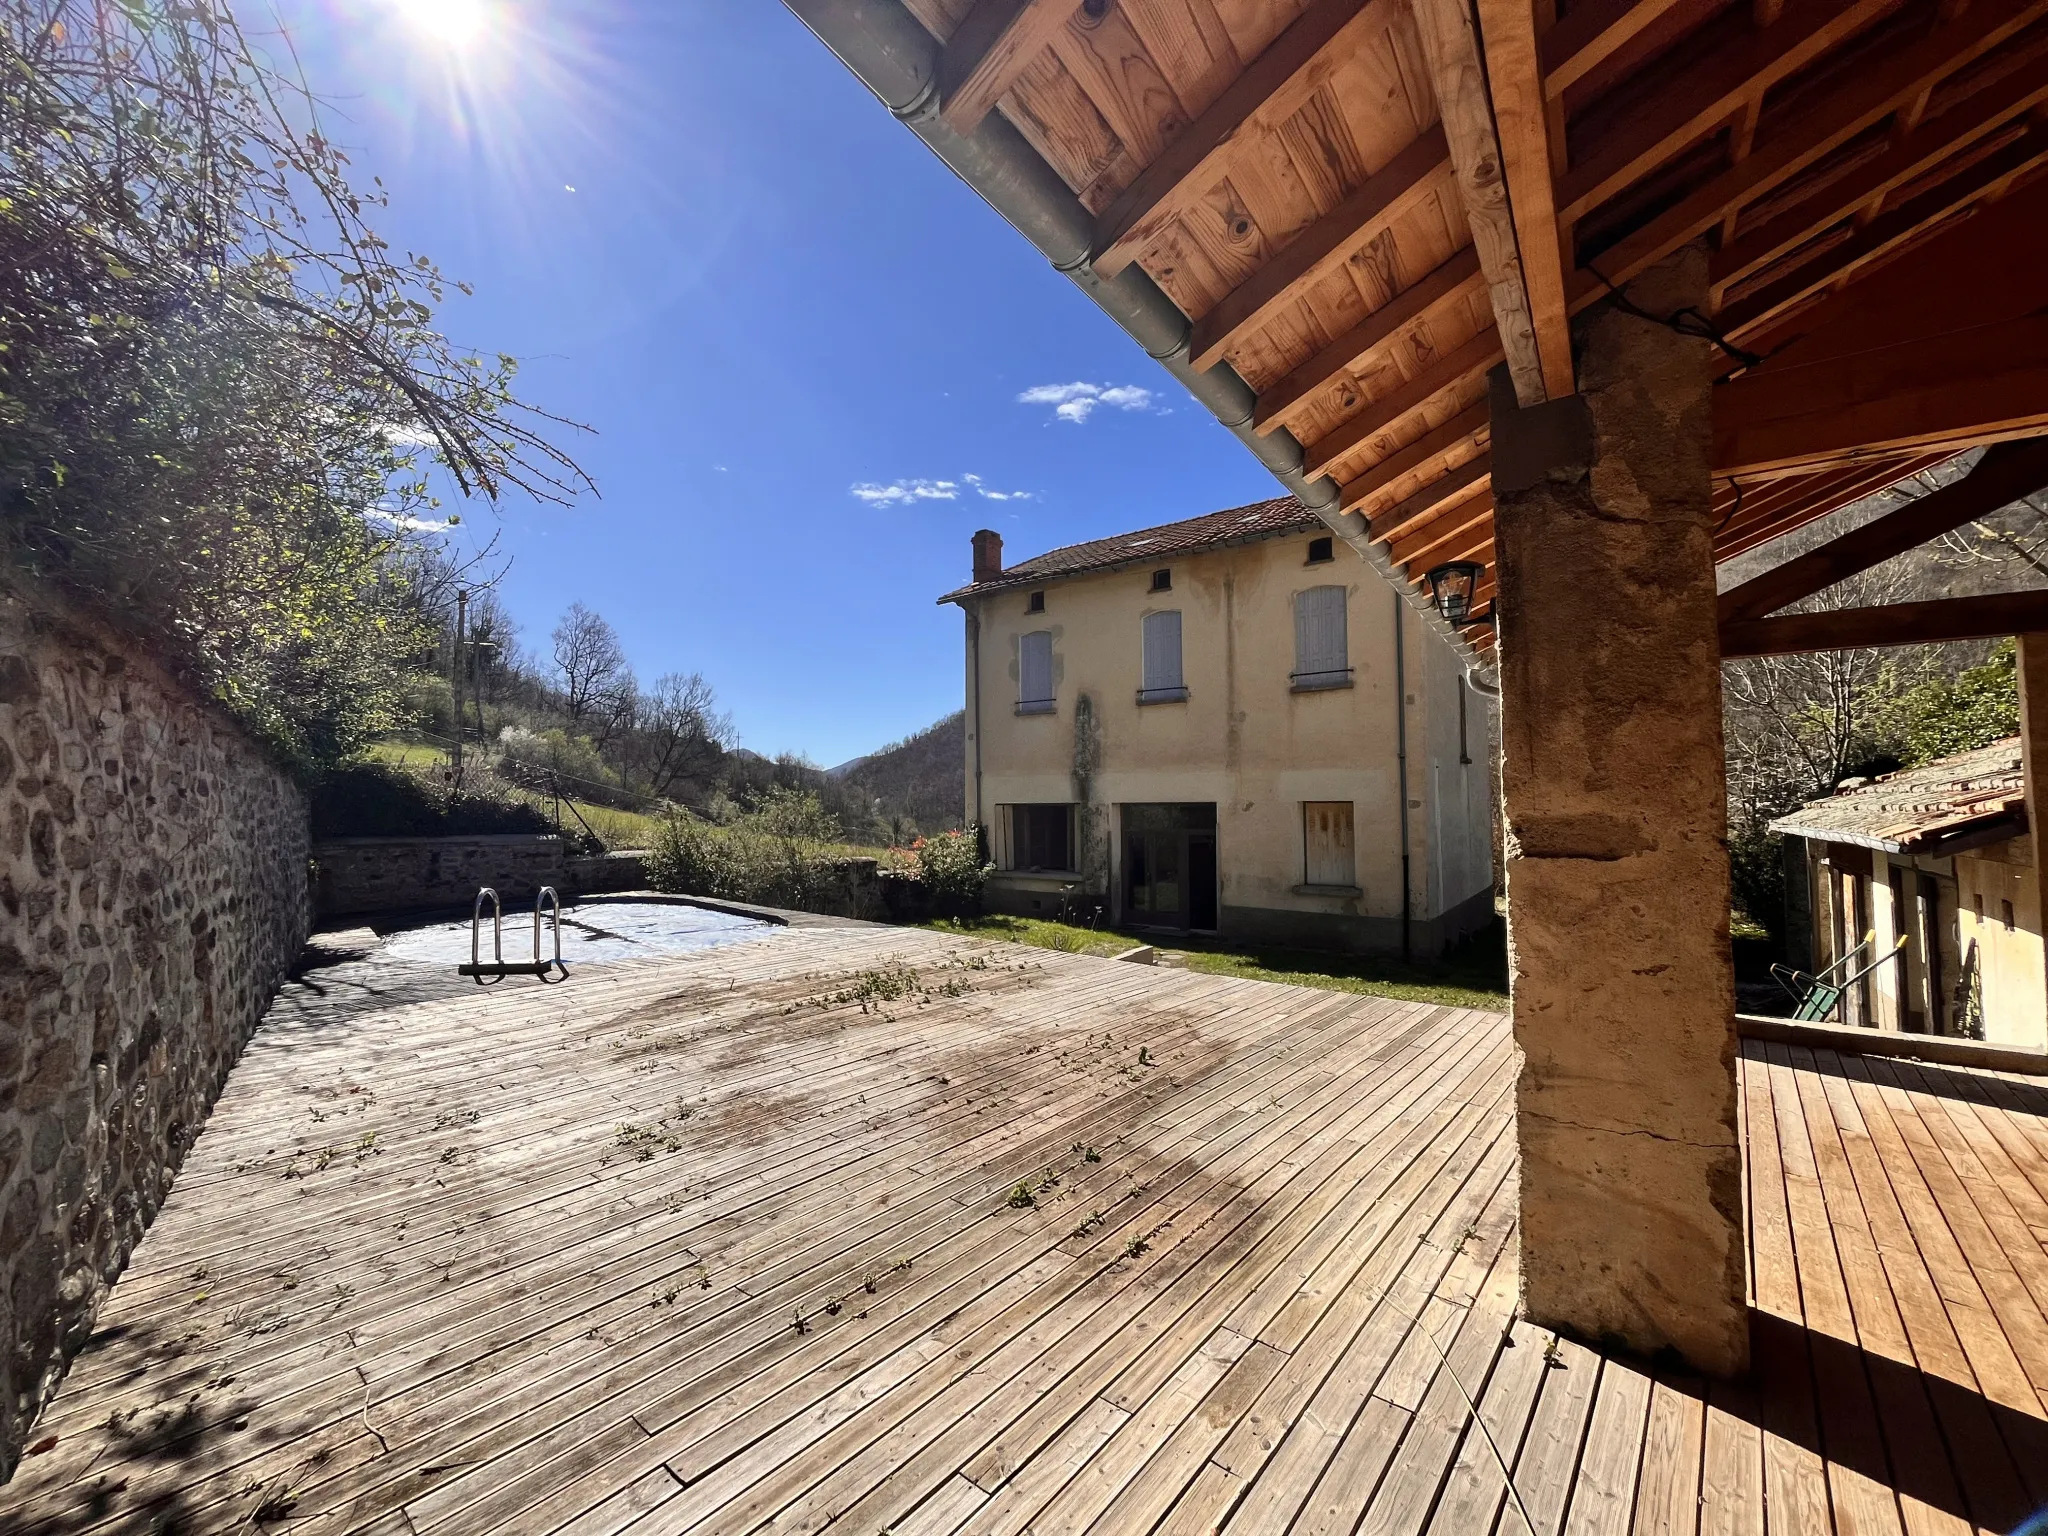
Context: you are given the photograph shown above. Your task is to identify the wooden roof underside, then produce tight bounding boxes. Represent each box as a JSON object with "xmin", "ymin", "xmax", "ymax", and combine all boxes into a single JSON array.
[{"xmin": 900, "ymin": 0, "xmax": 2048, "ymax": 640}]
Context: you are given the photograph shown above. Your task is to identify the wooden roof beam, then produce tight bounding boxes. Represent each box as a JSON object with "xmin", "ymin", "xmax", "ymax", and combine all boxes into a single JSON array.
[
  {"xmin": 1540, "ymin": 0, "xmax": 1690, "ymax": 99},
  {"xmin": 1710, "ymin": 63, "xmax": 2048, "ymax": 297},
  {"xmin": 1387, "ymin": 477, "xmax": 1497, "ymax": 565},
  {"xmin": 1718, "ymin": 440, "xmax": 2048, "ymax": 622},
  {"xmin": 1408, "ymin": 0, "xmax": 1550, "ymax": 404},
  {"xmin": 1720, "ymin": 126, "xmax": 2048, "ymax": 341},
  {"xmin": 1720, "ymin": 589, "xmax": 2048, "ymax": 656},
  {"xmin": 1301, "ymin": 324, "xmax": 1504, "ymax": 478},
  {"xmin": 1558, "ymin": 0, "xmax": 1897, "ymax": 224},
  {"xmin": 1571, "ymin": 0, "xmax": 2044, "ymax": 305},
  {"xmin": 1253, "ymin": 249, "xmax": 1484, "ymax": 435},
  {"xmin": 938, "ymin": 0, "xmax": 1086, "ymax": 135},
  {"xmin": 1090, "ymin": 0, "xmax": 1384, "ymax": 278},
  {"xmin": 1715, "ymin": 315, "xmax": 2048, "ymax": 477},
  {"xmin": 1474, "ymin": 0, "xmax": 1576, "ymax": 398},
  {"xmin": 1189, "ymin": 128, "xmax": 1453, "ymax": 371},
  {"xmin": 1337, "ymin": 402, "xmax": 1490, "ymax": 516}
]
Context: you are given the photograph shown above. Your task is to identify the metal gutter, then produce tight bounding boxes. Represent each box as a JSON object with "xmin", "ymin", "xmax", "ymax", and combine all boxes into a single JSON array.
[{"xmin": 782, "ymin": 0, "xmax": 1475, "ymax": 661}]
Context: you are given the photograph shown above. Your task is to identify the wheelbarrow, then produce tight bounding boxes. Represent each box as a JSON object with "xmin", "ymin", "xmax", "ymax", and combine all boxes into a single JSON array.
[{"xmin": 1770, "ymin": 930, "xmax": 1906, "ymax": 1022}]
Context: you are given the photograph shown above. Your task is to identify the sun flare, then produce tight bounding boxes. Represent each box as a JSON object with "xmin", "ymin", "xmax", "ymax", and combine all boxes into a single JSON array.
[{"xmin": 395, "ymin": 0, "xmax": 490, "ymax": 48}]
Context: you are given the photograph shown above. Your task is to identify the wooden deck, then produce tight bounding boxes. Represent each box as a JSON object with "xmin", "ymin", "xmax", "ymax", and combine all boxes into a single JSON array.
[{"xmin": 4, "ymin": 923, "xmax": 2046, "ymax": 1535}]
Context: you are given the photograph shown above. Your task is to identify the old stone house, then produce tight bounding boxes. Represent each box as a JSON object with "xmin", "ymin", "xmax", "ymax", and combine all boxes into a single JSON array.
[
  {"xmin": 940, "ymin": 497, "xmax": 1496, "ymax": 958},
  {"xmin": 1771, "ymin": 737, "xmax": 2046, "ymax": 1048}
]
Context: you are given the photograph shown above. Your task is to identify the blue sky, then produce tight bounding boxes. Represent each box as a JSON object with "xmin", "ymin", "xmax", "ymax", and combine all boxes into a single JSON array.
[{"xmin": 275, "ymin": 1, "xmax": 1277, "ymax": 765}]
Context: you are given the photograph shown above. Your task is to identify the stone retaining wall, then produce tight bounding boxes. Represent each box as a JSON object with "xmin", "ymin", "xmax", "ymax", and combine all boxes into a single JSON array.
[
  {"xmin": 312, "ymin": 836, "xmax": 649, "ymax": 916},
  {"xmin": 0, "ymin": 584, "xmax": 309, "ymax": 1477}
]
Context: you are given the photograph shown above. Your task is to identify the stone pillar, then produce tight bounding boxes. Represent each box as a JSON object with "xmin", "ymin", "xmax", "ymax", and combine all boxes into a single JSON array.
[
  {"xmin": 2015, "ymin": 634, "xmax": 2048, "ymax": 1023},
  {"xmin": 1491, "ymin": 243, "xmax": 1748, "ymax": 1377}
]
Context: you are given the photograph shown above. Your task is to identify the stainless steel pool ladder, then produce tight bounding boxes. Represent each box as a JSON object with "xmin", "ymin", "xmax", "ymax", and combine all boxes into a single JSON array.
[{"xmin": 459, "ymin": 886, "xmax": 565, "ymax": 980}]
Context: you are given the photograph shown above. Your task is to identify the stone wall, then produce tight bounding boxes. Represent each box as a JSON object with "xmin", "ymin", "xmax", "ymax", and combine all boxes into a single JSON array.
[
  {"xmin": 312, "ymin": 837, "xmax": 650, "ymax": 917},
  {"xmin": 0, "ymin": 583, "xmax": 309, "ymax": 1476}
]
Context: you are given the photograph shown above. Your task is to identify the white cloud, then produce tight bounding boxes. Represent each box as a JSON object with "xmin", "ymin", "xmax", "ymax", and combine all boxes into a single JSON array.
[
  {"xmin": 361, "ymin": 507, "xmax": 455, "ymax": 534},
  {"xmin": 963, "ymin": 473, "xmax": 1032, "ymax": 502},
  {"xmin": 850, "ymin": 478, "xmax": 960, "ymax": 507},
  {"xmin": 852, "ymin": 473, "xmax": 1033, "ymax": 508},
  {"xmin": 1017, "ymin": 381, "xmax": 1162, "ymax": 424}
]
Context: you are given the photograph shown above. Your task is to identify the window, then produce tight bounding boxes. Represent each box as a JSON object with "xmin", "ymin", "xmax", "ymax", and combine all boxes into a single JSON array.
[
  {"xmin": 1009, "ymin": 804, "xmax": 1074, "ymax": 872},
  {"xmin": 1139, "ymin": 610, "xmax": 1187, "ymax": 703},
  {"xmin": 1292, "ymin": 585, "xmax": 1351, "ymax": 690},
  {"xmin": 2002, "ymin": 898, "xmax": 2015, "ymax": 932},
  {"xmin": 1303, "ymin": 803, "xmax": 1356, "ymax": 888},
  {"xmin": 1974, "ymin": 892, "xmax": 1986, "ymax": 922},
  {"xmin": 1026, "ymin": 590, "xmax": 1045, "ymax": 614},
  {"xmin": 1018, "ymin": 630, "xmax": 1055, "ymax": 714},
  {"xmin": 1150, "ymin": 569, "xmax": 1173, "ymax": 592},
  {"xmin": 1307, "ymin": 536, "xmax": 1334, "ymax": 564}
]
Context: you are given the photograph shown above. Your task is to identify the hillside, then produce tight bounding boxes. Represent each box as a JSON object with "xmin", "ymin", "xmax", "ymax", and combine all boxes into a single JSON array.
[{"xmin": 839, "ymin": 711, "xmax": 965, "ymax": 838}]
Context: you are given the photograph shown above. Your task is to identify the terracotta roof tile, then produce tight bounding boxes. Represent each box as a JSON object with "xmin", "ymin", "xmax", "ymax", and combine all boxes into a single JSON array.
[
  {"xmin": 938, "ymin": 496, "xmax": 1322, "ymax": 603},
  {"xmin": 1769, "ymin": 737, "xmax": 2026, "ymax": 852}
]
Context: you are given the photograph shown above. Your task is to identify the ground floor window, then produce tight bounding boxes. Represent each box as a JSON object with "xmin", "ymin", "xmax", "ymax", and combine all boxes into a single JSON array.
[
  {"xmin": 1302, "ymin": 802, "xmax": 1356, "ymax": 888},
  {"xmin": 1006, "ymin": 803, "xmax": 1075, "ymax": 872}
]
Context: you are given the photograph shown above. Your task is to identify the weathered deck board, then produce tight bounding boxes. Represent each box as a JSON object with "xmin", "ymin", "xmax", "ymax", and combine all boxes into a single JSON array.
[{"xmin": 3, "ymin": 926, "xmax": 2046, "ymax": 1536}]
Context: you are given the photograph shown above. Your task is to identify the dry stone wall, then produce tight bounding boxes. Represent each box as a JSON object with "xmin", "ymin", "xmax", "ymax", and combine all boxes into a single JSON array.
[{"xmin": 0, "ymin": 583, "xmax": 308, "ymax": 1477}]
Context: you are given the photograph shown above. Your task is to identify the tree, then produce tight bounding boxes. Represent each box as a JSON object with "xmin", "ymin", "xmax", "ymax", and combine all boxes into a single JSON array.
[
  {"xmin": 551, "ymin": 603, "xmax": 631, "ymax": 729},
  {"xmin": 0, "ymin": 0, "xmax": 587, "ymax": 766},
  {"xmin": 637, "ymin": 672, "xmax": 736, "ymax": 798}
]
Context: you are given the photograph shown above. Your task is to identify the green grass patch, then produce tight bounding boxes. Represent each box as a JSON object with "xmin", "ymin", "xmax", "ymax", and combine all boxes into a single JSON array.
[
  {"xmin": 925, "ymin": 914, "xmax": 1509, "ymax": 1011},
  {"xmin": 363, "ymin": 738, "xmax": 664, "ymax": 849}
]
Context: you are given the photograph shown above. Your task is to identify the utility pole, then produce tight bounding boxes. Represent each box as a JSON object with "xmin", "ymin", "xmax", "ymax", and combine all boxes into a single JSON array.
[{"xmin": 451, "ymin": 588, "xmax": 469, "ymax": 779}]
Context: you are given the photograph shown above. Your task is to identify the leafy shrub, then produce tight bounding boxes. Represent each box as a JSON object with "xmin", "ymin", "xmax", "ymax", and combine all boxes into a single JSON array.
[
  {"xmin": 647, "ymin": 790, "xmax": 872, "ymax": 915},
  {"xmin": 497, "ymin": 726, "xmax": 620, "ymax": 794},
  {"xmin": 913, "ymin": 827, "xmax": 990, "ymax": 920}
]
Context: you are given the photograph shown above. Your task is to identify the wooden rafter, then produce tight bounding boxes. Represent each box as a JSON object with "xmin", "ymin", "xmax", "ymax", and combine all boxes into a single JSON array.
[
  {"xmin": 1720, "ymin": 589, "xmax": 2048, "ymax": 656},
  {"xmin": 1252, "ymin": 250, "xmax": 1485, "ymax": 434},
  {"xmin": 1188, "ymin": 129, "xmax": 1454, "ymax": 371},
  {"xmin": 1718, "ymin": 440, "xmax": 2048, "ymax": 623},
  {"xmin": 1472, "ymin": 0, "xmax": 1575, "ymax": 398},
  {"xmin": 1388, "ymin": 478, "xmax": 1496, "ymax": 565},
  {"xmin": 1089, "ymin": 0, "xmax": 1382, "ymax": 277},
  {"xmin": 1540, "ymin": 0, "xmax": 1689, "ymax": 98},
  {"xmin": 1711, "ymin": 461, "xmax": 1933, "ymax": 560},
  {"xmin": 1721, "ymin": 129, "xmax": 2048, "ymax": 340},
  {"xmin": 1710, "ymin": 62, "xmax": 2048, "ymax": 297},
  {"xmin": 938, "ymin": 0, "xmax": 1085, "ymax": 135},
  {"xmin": 1302, "ymin": 325, "xmax": 1504, "ymax": 478},
  {"xmin": 1571, "ymin": 0, "xmax": 2043, "ymax": 305},
  {"xmin": 1559, "ymin": 0, "xmax": 1897, "ymax": 223},
  {"xmin": 1337, "ymin": 401, "xmax": 1490, "ymax": 513},
  {"xmin": 1407, "ymin": 0, "xmax": 1548, "ymax": 404}
]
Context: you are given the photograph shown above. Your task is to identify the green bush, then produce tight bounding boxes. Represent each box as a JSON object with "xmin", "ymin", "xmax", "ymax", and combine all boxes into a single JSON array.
[
  {"xmin": 646, "ymin": 790, "xmax": 862, "ymax": 914},
  {"xmin": 913, "ymin": 827, "xmax": 990, "ymax": 920},
  {"xmin": 1881, "ymin": 642, "xmax": 2020, "ymax": 767}
]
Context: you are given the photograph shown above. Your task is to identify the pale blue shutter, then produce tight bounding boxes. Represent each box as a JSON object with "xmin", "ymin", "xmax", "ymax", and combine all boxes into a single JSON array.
[
  {"xmin": 1019, "ymin": 631, "xmax": 1054, "ymax": 711},
  {"xmin": 1293, "ymin": 586, "xmax": 1349, "ymax": 687},
  {"xmin": 1140, "ymin": 611, "xmax": 1184, "ymax": 700}
]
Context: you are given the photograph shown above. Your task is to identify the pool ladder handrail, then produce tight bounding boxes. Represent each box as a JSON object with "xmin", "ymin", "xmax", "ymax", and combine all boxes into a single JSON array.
[{"xmin": 459, "ymin": 886, "xmax": 565, "ymax": 980}]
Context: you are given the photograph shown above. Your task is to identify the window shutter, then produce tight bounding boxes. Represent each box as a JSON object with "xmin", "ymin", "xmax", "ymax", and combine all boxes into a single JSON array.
[
  {"xmin": 1142, "ymin": 610, "xmax": 1183, "ymax": 693},
  {"xmin": 1019, "ymin": 631, "xmax": 1054, "ymax": 706},
  {"xmin": 1304, "ymin": 802, "xmax": 1356, "ymax": 886},
  {"xmin": 1294, "ymin": 586, "xmax": 1348, "ymax": 683}
]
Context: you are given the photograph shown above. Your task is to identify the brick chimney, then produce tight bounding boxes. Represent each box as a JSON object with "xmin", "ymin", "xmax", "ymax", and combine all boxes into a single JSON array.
[{"xmin": 972, "ymin": 529, "xmax": 1004, "ymax": 585}]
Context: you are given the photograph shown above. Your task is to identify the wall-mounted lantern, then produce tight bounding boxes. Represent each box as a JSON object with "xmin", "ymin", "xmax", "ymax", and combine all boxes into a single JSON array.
[{"xmin": 1425, "ymin": 561, "xmax": 1494, "ymax": 630}]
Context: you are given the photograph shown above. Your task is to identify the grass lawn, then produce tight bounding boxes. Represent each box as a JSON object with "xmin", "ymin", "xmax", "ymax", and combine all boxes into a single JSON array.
[{"xmin": 924, "ymin": 914, "xmax": 1509, "ymax": 1011}]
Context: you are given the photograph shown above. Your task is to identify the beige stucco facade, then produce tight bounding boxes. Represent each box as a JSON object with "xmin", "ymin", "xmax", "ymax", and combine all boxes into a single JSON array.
[
  {"xmin": 1800, "ymin": 836, "xmax": 2047, "ymax": 1050},
  {"xmin": 955, "ymin": 525, "xmax": 1497, "ymax": 958}
]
